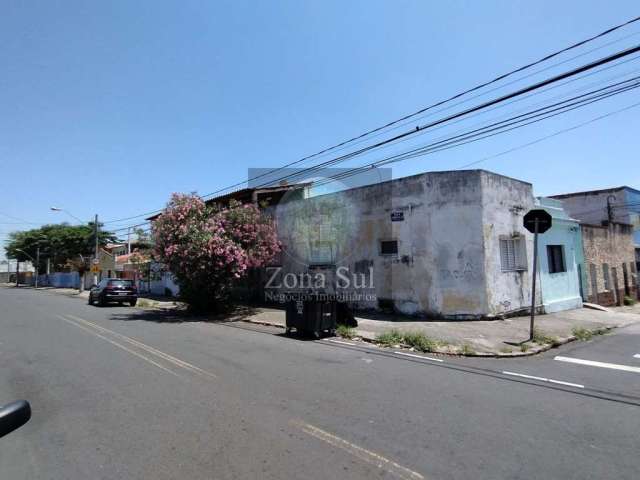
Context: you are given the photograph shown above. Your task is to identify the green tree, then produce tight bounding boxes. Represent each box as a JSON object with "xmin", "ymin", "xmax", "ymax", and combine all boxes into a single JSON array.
[{"xmin": 4, "ymin": 223, "xmax": 117, "ymax": 273}]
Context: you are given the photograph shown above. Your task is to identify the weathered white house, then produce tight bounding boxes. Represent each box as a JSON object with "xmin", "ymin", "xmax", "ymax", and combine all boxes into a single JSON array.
[{"xmin": 267, "ymin": 169, "xmax": 539, "ymax": 319}]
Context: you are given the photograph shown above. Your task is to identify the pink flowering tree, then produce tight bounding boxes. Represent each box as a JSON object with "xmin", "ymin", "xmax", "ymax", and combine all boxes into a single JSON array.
[{"xmin": 152, "ymin": 193, "xmax": 280, "ymax": 312}]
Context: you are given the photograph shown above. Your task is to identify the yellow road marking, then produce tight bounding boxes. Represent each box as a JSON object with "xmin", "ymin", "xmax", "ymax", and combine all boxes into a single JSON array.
[
  {"xmin": 56, "ymin": 315, "xmax": 181, "ymax": 377},
  {"xmin": 64, "ymin": 314, "xmax": 218, "ymax": 379},
  {"xmin": 290, "ymin": 420, "xmax": 424, "ymax": 480}
]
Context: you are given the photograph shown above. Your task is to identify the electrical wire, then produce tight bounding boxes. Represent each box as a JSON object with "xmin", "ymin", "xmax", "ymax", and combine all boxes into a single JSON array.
[
  {"xmin": 308, "ymin": 82, "xmax": 640, "ymax": 189},
  {"xmin": 99, "ymin": 17, "xmax": 640, "ymax": 225}
]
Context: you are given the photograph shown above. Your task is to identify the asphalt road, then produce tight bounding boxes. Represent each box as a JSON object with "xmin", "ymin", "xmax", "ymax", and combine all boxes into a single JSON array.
[{"xmin": 1, "ymin": 287, "xmax": 639, "ymax": 479}]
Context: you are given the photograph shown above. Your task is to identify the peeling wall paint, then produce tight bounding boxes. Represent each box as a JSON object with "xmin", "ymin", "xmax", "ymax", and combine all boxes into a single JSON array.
[{"xmin": 270, "ymin": 170, "xmax": 539, "ymax": 319}]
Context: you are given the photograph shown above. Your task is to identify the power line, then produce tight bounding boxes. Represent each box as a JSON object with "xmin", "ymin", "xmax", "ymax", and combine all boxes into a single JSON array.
[
  {"xmin": 198, "ymin": 16, "xmax": 640, "ymax": 199},
  {"xmin": 308, "ymin": 81, "xmax": 640, "ymax": 189},
  {"xmin": 108, "ymin": 48, "xmax": 640, "ymax": 231},
  {"xmin": 456, "ymin": 101, "xmax": 640, "ymax": 170},
  {"xmin": 238, "ymin": 45, "xmax": 640, "ymax": 192},
  {"xmin": 99, "ymin": 16, "xmax": 640, "ymax": 225}
]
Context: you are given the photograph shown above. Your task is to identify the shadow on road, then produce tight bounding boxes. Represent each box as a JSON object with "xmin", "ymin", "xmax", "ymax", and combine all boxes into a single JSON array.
[{"xmin": 107, "ymin": 306, "xmax": 259, "ymax": 324}]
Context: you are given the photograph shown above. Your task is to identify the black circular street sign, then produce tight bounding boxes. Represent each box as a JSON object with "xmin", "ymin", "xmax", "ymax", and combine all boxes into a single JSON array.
[{"xmin": 523, "ymin": 209, "xmax": 552, "ymax": 234}]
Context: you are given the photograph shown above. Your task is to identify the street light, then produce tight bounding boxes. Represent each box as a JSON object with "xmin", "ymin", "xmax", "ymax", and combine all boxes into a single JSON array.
[
  {"xmin": 15, "ymin": 241, "xmax": 46, "ymax": 288},
  {"xmin": 50, "ymin": 207, "xmax": 86, "ymax": 224},
  {"xmin": 15, "ymin": 248, "xmax": 36, "ymax": 288},
  {"xmin": 51, "ymin": 207, "xmax": 100, "ymax": 285}
]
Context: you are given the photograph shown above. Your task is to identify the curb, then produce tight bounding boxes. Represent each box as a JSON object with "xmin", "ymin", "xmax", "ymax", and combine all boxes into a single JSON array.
[{"xmin": 242, "ymin": 319, "xmax": 620, "ymax": 358}]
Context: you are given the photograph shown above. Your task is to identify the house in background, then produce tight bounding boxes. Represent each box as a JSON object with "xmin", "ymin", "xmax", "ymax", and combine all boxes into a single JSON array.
[
  {"xmin": 534, "ymin": 198, "xmax": 584, "ymax": 313},
  {"xmin": 551, "ymin": 186, "xmax": 640, "ymax": 271},
  {"xmin": 550, "ymin": 187, "xmax": 639, "ymax": 305}
]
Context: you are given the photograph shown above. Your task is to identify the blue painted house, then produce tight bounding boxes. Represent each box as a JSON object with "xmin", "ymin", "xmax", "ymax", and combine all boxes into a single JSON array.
[{"xmin": 535, "ymin": 198, "xmax": 584, "ymax": 313}]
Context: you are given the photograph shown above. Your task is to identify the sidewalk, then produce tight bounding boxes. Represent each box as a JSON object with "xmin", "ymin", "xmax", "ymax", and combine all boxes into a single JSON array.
[{"xmin": 244, "ymin": 304, "xmax": 640, "ymax": 356}]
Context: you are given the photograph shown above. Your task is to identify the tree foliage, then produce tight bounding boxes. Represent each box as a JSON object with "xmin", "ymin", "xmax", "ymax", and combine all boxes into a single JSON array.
[
  {"xmin": 152, "ymin": 193, "xmax": 280, "ymax": 312},
  {"xmin": 4, "ymin": 223, "xmax": 117, "ymax": 272}
]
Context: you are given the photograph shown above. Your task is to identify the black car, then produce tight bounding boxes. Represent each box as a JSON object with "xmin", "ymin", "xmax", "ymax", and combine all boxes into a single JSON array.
[{"xmin": 88, "ymin": 278, "xmax": 138, "ymax": 306}]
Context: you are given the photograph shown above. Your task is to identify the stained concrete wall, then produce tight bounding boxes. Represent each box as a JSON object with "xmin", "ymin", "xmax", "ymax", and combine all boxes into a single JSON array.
[
  {"xmin": 269, "ymin": 169, "xmax": 539, "ymax": 319},
  {"xmin": 581, "ymin": 222, "xmax": 637, "ymax": 305},
  {"xmin": 480, "ymin": 171, "xmax": 535, "ymax": 316},
  {"xmin": 551, "ymin": 189, "xmax": 622, "ymax": 226}
]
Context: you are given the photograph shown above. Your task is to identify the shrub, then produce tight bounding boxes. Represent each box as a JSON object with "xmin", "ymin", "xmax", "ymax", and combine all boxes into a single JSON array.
[
  {"xmin": 152, "ymin": 194, "xmax": 280, "ymax": 312},
  {"xmin": 624, "ymin": 295, "xmax": 637, "ymax": 306}
]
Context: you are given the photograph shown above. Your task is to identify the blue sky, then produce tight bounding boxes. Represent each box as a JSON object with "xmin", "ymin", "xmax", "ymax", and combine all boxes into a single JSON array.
[{"xmin": 1, "ymin": 1, "xmax": 639, "ymax": 251}]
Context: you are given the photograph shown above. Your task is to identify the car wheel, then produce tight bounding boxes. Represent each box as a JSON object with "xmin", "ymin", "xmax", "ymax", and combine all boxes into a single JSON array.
[
  {"xmin": 129, "ymin": 299, "xmax": 137, "ymax": 307},
  {"xmin": 88, "ymin": 294, "xmax": 93, "ymax": 306}
]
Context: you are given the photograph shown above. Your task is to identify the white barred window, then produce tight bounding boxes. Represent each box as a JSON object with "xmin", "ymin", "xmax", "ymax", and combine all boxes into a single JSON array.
[{"xmin": 500, "ymin": 237, "xmax": 527, "ymax": 272}]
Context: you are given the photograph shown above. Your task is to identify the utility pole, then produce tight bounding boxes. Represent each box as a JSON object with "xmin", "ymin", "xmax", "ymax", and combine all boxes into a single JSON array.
[
  {"xmin": 15, "ymin": 260, "xmax": 19, "ymax": 287},
  {"xmin": 523, "ymin": 209, "xmax": 552, "ymax": 342},
  {"xmin": 94, "ymin": 214, "xmax": 99, "ymax": 286},
  {"xmin": 35, "ymin": 246, "xmax": 40, "ymax": 289},
  {"xmin": 127, "ymin": 227, "xmax": 131, "ymax": 255},
  {"xmin": 529, "ymin": 218, "xmax": 539, "ymax": 341}
]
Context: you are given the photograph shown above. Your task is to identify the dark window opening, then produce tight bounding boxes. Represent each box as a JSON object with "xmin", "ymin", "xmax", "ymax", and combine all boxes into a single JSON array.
[
  {"xmin": 380, "ymin": 240, "xmax": 398, "ymax": 255},
  {"xmin": 546, "ymin": 245, "xmax": 566, "ymax": 274}
]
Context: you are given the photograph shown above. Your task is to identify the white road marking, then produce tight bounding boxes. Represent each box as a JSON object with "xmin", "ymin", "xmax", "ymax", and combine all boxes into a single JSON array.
[
  {"xmin": 394, "ymin": 351, "xmax": 444, "ymax": 362},
  {"xmin": 502, "ymin": 371, "xmax": 584, "ymax": 388},
  {"xmin": 57, "ymin": 315, "xmax": 181, "ymax": 377},
  {"xmin": 547, "ymin": 379, "xmax": 585, "ymax": 388},
  {"xmin": 64, "ymin": 314, "xmax": 217, "ymax": 379},
  {"xmin": 633, "ymin": 354, "xmax": 640, "ymax": 359},
  {"xmin": 290, "ymin": 420, "xmax": 424, "ymax": 480},
  {"xmin": 554, "ymin": 356, "xmax": 640, "ymax": 373},
  {"xmin": 326, "ymin": 339, "xmax": 357, "ymax": 346}
]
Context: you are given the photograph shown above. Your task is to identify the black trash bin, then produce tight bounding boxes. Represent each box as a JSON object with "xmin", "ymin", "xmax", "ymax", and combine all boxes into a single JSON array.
[{"xmin": 286, "ymin": 294, "xmax": 337, "ymax": 338}]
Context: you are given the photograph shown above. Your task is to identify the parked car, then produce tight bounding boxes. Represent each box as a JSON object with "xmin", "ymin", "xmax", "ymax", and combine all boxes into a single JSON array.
[{"xmin": 88, "ymin": 278, "xmax": 138, "ymax": 306}]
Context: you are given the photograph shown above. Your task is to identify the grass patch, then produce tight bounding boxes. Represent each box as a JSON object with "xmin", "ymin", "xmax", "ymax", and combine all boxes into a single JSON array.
[
  {"xmin": 532, "ymin": 328, "xmax": 559, "ymax": 346},
  {"xmin": 336, "ymin": 324, "xmax": 356, "ymax": 339},
  {"xmin": 375, "ymin": 329, "xmax": 403, "ymax": 346},
  {"xmin": 402, "ymin": 331, "xmax": 440, "ymax": 353},
  {"xmin": 624, "ymin": 295, "xmax": 637, "ymax": 306},
  {"xmin": 572, "ymin": 326, "xmax": 593, "ymax": 341},
  {"xmin": 499, "ymin": 346, "xmax": 513, "ymax": 354},
  {"xmin": 520, "ymin": 343, "xmax": 530, "ymax": 353},
  {"xmin": 460, "ymin": 343, "xmax": 476, "ymax": 355},
  {"xmin": 375, "ymin": 329, "xmax": 444, "ymax": 352},
  {"xmin": 572, "ymin": 326, "xmax": 608, "ymax": 341},
  {"xmin": 136, "ymin": 299, "xmax": 153, "ymax": 308}
]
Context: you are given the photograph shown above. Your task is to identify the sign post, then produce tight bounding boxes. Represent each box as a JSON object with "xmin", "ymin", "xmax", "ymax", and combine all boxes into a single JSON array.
[{"xmin": 523, "ymin": 209, "xmax": 552, "ymax": 341}]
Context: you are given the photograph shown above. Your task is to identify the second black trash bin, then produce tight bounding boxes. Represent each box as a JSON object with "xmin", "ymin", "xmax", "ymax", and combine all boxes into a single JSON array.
[{"xmin": 286, "ymin": 294, "xmax": 337, "ymax": 338}]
